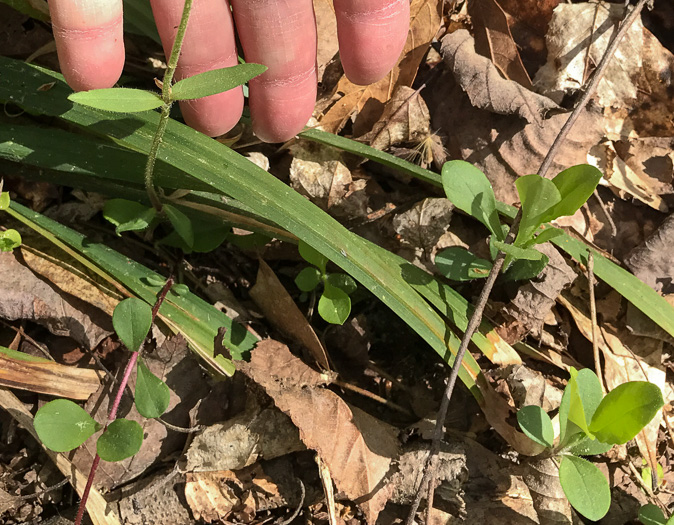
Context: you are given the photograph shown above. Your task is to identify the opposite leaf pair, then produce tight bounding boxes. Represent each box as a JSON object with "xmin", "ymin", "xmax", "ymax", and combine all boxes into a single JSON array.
[
  {"xmin": 436, "ymin": 161, "xmax": 602, "ymax": 282},
  {"xmin": 517, "ymin": 368, "xmax": 664, "ymax": 521},
  {"xmin": 295, "ymin": 241, "xmax": 357, "ymax": 325},
  {"xmin": 34, "ymin": 297, "xmax": 170, "ymax": 462}
]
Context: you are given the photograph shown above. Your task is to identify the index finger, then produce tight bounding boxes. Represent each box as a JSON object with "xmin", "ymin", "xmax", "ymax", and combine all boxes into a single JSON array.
[{"xmin": 334, "ymin": 0, "xmax": 410, "ymax": 85}]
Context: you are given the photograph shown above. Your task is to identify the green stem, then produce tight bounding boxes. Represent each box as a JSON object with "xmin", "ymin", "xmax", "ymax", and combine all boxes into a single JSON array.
[{"xmin": 144, "ymin": 0, "xmax": 194, "ymax": 212}]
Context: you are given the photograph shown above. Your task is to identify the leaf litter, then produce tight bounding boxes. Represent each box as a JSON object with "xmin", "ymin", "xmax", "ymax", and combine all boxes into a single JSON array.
[{"xmin": 3, "ymin": 1, "xmax": 674, "ymax": 523}]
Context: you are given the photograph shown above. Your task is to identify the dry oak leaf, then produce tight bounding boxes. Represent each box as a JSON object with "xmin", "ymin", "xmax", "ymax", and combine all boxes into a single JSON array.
[
  {"xmin": 468, "ymin": 0, "xmax": 533, "ymax": 89},
  {"xmin": 441, "ymin": 29, "xmax": 559, "ymax": 124},
  {"xmin": 319, "ymin": 0, "xmax": 442, "ymax": 135},
  {"xmin": 236, "ymin": 340, "xmax": 400, "ymax": 524},
  {"xmin": 534, "ymin": 2, "xmax": 643, "ymax": 108}
]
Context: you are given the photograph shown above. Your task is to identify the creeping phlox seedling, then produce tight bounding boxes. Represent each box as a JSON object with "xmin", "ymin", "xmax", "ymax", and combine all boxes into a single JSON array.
[
  {"xmin": 295, "ymin": 241, "xmax": 357, "ymax": 325},
  {"xmin": 34, "ymin": 297, "xmax": 170, "ymax": 462},
  {"xmin": 517, "ymin": 368, "xmax": 664, "ymax": 521},
  {"xmin": 436, "ymin": 160, "xmax": 603, "ymax": 282}
]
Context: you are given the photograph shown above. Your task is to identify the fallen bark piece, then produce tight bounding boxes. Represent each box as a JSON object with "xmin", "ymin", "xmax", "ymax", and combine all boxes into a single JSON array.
[{"xmin": 236, "ymin": 340, "xmax": 400, "ymax": 524}]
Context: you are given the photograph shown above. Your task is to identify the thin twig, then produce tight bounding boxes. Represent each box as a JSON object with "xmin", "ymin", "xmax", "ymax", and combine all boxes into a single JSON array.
[
  {"xmin": 276, "ymin": 480, "xmax": 305, "ymax": 525},
  {"xmin": 333, "ymin": 379, "xmax": 415, "ymax": 417},
  {"xmin": 592, "ymin": 189, "xmax": 617, "ymax": 237},
  {"xmin": 587, "ymin": 253, "xmax": 605, "ymax": 394},
  {"xmin": 405, "ymin": 2, "xmax": 650, "ymax": 522}
]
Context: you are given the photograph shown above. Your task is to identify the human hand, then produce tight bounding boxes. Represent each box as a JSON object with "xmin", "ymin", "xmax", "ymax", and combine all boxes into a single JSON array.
[{"xmin": 49, "ymin": 0, "xmax": 410, "ymax": 142}]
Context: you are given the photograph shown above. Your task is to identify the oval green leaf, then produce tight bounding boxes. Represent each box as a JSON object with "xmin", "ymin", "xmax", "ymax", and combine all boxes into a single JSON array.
[
  {"xmin": 442, "ymin": 160, "xmax": 503, "ymax": 240},
  {"xmin": 435, "ymin": 247, "xmax": 492, "ymax": 281},
  {"xmin": 0, "ymin": 229, "xmax": 22, "ymax": 252},
  {"xmin": 589, "ymin": 381, "xmax": 664, "ymax": 445},
  {"xmin": 318, "ymin": 282, "xmax": 351, "ymax": 324},
  {"xmin": 112, "ymin": 297, "xmax": 153, "ymax": 352},
  {"xmin": 171, "ymin": 63, "xmax": 267, "ymax": 101},
  {"xmin": 639, "ymin": 504, "xmax": 667, "ymax": 525},
  {"xmin": 515, "ymin": 174, "xmax": 561, "ymax": 244},
  {"xmin": 96, "ymin": 418, "xmax": 143, "ymax": 462},
  {"xmin": 135, "ymin": 357, "xmax": 170, "ymax": 419},
  {"xmin": 545, "ymin": 165, "xmax": 603, "ymax": 223},
  {"xmin": 295, "ymin": 267, "xmax": 321, "ymax": 292},
  {"xmin": 34, "ymin": 399, "xmax": 100, "ymax": 452},
  {"xmin": 559, "ymin": 455, "xmax": 610, "ymax": 521},
  {"xmin": 561, "ymin": 367, "xmax": 603, "ymax": 441},
  {"xmin": 325, "ymin": 273, "xmax": 357, "ymax": 295},
  {"xmin": 517, "ymin": 405, "xmax": 554, "ymax": 448},
  {"xmin": 163, "ymin": 204, "xmax": 194, "ymax": 249},
  {"xmin": 103, "ymin": 199, "xmax": 156, "ymax": 235},
  {"xmin": 69, "ymin": 88, "xmax": 163, "ymax": 113},
  {"xmin": 0, "ymin": 192, "xmax": 10, "ymax": 210},
  {"xmin": 298, "ymin": 241, "xmax": 328, "ymax": 273},
  {"xmin": 492, "ymin": 240, "xmax": 544, "ymax": 261}
]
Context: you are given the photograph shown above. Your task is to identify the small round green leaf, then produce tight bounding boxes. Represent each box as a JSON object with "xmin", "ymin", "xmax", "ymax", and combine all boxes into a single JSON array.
[
  {"xmin": 0, "ymin": 192, "xmax": 10, "ymax": 210},
  {"xmin": 0, "ymin": 229, "xmax": 22, "ymax": 252},
  {"xmin": 517, "ymin": 406, "xmax": 554, "ymax": 448},
  {"xmin": 171, "ymin": 63, "xmax": 267, "ymax": 101},
  {"xmin": 298, "ymin": 241, "xmax": 328, "ymax": 273},
  {"xmin": 435, "ymin": 247, "xmax": 492, "ymax": 281},
  {"xmin": 69, "ymin": 88, "xmax": 163, "ymax": 113},
  {"xmin": 34, "ymin": 399, "xmax": 100, "ymax": 452},
  {"xmin": 135, "ymin": 357, "xmax": 170, "ymax": 419},
  {"xmin": 96, "ymin": 419, "xmax": 143, "ymax": 462},
  {"xmin": 589, "ymin": 381, "xmax": 664, "ymax": 445},
  {"xmin": 325, "ymin": 273, "xmax": 357, "ymax": 295},
  {"xmin": 295, "ymin": 267, "xmax": 321, "ymax": 292},
  {"xmin": 638, "ymin": 504, "xmax": 667, "ymax": 525},
  {"xmin": 163, "ymin": 204, "xmax": 194, "ymax": 249},
  {"xmin": 559, "ymin": 455, "xmax": 610, "ymax": 521},
  {"xmin": 113, "ymin": 297, "xmax": 153, "ymax": 352},
  {"xmin": 318, "ymin": 282, "xmax": 351, "ymax": 325},
  {"xmin": 143, "ymin": 274, "xmax": 166, "ymax": 287}
]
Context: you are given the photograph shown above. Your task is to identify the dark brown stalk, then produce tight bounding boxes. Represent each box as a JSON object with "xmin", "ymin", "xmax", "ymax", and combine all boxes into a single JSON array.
[{"xmin": 405, "ymin": 1, "xmax": 651, "ymax": 522}]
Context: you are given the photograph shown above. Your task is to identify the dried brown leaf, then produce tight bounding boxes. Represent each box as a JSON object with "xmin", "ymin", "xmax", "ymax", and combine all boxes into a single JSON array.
[
  {"xmin": 468, "ymin": 0, "xmax": 533, "ymax": 88},
  {"xmin": 441, "ymin": 30, "xmax": 558, "ymax": 124},
  {"xmin": 0, "ymin": 251, "xmax": 111, "ymax": 350},
  {"xmin": 319, "ymin": 0, "xmax": 442, "ymax": 135},
  {"xmin": 534, "ymin": 3, "xmax": 643, "ymax": 108},
  {"xmin": 237, "ymin": 340, "xmax": 399, "ymax": 523},
  {"xmin": 366, "ymin": 86, "xmax": 431, "ymax": 151},
  {"xmin": 522, "ymin": 457, "xmax": 574, "ymax": 524},
  {"xmin": 249, "ymin": 259, "xmax": 330, "ymax": 370}
]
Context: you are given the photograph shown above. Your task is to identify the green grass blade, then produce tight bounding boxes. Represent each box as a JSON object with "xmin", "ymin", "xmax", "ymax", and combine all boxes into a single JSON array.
[
  {"xmin": 7, "ymin": 201, "xmax": 257, "ymax": 376},
  {"xmin": 0, "ymin": 58, "xmax": 481, "ymax": 394},
  {"xmin": 123, "ymin": 0, "xmax": 161, "ymax": 43},
  {"xmin": 299, "ymin": 129, "xmax": 674, "ymax": 339}
]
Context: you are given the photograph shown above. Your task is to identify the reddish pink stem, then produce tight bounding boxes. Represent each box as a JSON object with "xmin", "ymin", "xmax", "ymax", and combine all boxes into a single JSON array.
[{"xmin": 74, "ymin": 276, "xmax": 174, "ymax": 525}]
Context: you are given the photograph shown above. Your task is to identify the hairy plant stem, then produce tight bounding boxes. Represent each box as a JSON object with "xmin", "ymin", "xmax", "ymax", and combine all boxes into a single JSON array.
[
  {"xmin": 74, "ymin": 277, "xmax": 175, "ymax": 525},
  {"xmin": 144, "ymin": 0, "xmax": 194, "ymax": 212},
  {"xmin": 406, "ymin": 1, "xmax": 651, "ymax": 522}
]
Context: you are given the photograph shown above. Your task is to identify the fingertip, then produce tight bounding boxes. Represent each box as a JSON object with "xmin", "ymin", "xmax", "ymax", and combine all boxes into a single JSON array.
[
  {"xmin": 249, "ymin": 72, "xmax": 317, "ymax": 143},
  {"xmin": 335, "ymin": 0, "xmax": 409, "ymax": 85},
  {"xmin": 178, "ymin": 88, "xmax": 244, "ymax": 137}
]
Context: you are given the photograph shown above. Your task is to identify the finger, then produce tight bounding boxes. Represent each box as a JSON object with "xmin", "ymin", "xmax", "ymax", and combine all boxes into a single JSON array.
[
  {"xmin": 334, "ymin": 0, "xmax": 409, "ymax": 85},
  {"xmin": 150, "ymin": 0, "xmax": 243, "ymax": 137},
  {"xmin": 49, "ymin": 0, "xmax": 124, "ymax": 91},
  {"xmin": 231, "ymin": 0, "xmax": 317, "ymax": 143}
]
